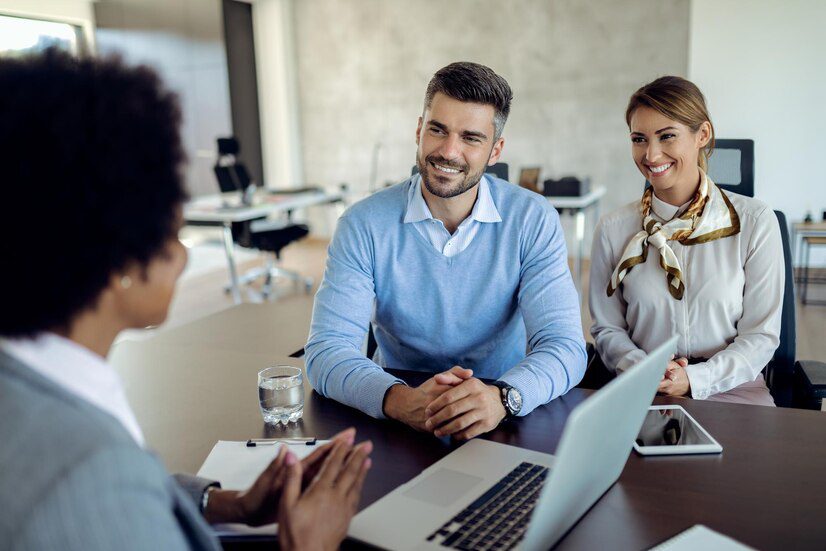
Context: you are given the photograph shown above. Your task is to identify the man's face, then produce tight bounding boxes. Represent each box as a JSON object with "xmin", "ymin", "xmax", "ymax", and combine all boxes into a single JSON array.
[{"xmin": 415, "ymin": 92, "xmax": 504, "ymax": 199}]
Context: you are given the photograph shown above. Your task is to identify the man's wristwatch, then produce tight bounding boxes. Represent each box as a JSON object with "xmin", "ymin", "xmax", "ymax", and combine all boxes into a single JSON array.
[{"xmin": 492, "ymin": 381, "xmax": 522, "ymax": 418}]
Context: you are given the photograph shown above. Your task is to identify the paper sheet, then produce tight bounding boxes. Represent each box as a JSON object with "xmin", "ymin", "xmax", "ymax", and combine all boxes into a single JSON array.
[
  {"xmin": 651, "ymin": 525, "xmax": 755, "ymax": 550},
  {"xmin": 197, "ymin": 440, "xmax": 328, "ymax": 491}
]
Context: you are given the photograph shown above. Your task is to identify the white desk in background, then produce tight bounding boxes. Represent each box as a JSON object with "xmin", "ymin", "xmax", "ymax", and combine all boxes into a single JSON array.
[
  {"xmin": 790, "ymin": 221, "xmax": 826, "ymax": 267},
  {"xmin": 184, "ymin": 188, "xmax": 345, "ymax": 303},
  {"xmin": 546, "ymin": 186, "xmax": 606, "ymax": 300}
]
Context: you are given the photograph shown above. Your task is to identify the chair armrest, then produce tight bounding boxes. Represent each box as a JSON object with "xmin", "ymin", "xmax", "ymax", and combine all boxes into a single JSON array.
[{"xmin": 796, "ymin": 360, "xmax": 826, "ymax": 391}]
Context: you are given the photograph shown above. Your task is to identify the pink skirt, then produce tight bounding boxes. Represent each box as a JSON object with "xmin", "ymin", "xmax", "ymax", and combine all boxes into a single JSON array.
[{"xmin": 704, "ymin": 374, "xmax": 775, "ymax": 407}]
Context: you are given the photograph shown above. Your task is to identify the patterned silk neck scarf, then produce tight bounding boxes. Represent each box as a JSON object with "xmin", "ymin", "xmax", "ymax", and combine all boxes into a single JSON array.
[{"xmin": 607, "ymin": 170, "xmax": 740, "ymax": 300}]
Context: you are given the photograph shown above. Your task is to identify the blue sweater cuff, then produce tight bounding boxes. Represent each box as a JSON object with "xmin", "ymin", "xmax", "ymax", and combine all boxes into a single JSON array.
[
  {"xmin": 362, "ymin": 372, "xmax": 407, "ymax": 419},
  {"xmin": 497, "ymin": 371, "xmax": 548, "ymax": 416}
]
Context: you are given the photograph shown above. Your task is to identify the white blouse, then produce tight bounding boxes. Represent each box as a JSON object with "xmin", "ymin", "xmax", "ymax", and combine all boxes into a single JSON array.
[{"xmin": 589, "ymin": 191, "xmax": 784, "ymax": 400}]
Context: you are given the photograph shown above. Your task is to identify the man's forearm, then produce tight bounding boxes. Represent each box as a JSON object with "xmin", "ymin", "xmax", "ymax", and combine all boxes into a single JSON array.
[
  {"xmin": 305, "ymin": 343, "xmax": 405, "ymax": 418},
  {"xmin": 382, "ymin": 383, "xmax": 413, "ymax": 424}
]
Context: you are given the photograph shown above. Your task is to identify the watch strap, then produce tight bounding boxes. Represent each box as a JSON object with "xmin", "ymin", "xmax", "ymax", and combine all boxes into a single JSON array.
[{"xmin": 492, "ymin": 381, "xmax": 515, "ymax": 418}]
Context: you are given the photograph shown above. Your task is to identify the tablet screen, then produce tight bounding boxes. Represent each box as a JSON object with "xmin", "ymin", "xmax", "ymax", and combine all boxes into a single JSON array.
[{"xmin": 635, "ymin": 408, "xmax": 715, "ymax": 447}]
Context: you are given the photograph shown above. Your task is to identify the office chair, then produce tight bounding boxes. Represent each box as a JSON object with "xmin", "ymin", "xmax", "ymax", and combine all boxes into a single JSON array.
[
  {"xmin": 706, "ymin": 139, "xmax": 803, "ymax": 405},
  {"xmin": 213, "ymin": 137, "xmax": 313, "ymax": 299},
  {"xmin": 581, "ymin": 139, "xmax": 813, "ymax": 407},
  {"xmin": 763, "ymin": 210, "xmax": 824, "ymax": 409},
  {"xmin": 706, "ymin": 139, "xmax": 755, "ymax": 197},
  {"xmin": 768, "ymin": 210, "xmax": 796, "ymax": 406},
  {"xmin": 411, "ymin": 162, "xmax": 509, "ymax": 181}
]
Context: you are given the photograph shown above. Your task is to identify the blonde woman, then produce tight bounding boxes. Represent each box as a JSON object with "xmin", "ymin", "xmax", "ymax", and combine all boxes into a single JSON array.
[{"xmin": 589, "ymin": 76, "xmax": 783, "ymax": 406}]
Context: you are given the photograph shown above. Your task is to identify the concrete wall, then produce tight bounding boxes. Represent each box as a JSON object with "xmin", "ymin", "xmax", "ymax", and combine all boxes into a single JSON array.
[
  {"xmin": 289, "ymin": 0, "xmax": 690, "ymax": 242},
  {"xmin": 689, "ymin": 0, "xmax": 826, "ymax": 266},
  {"xmin": 94, "ymin": 0, "xmax": 233, "ymax": 197}
]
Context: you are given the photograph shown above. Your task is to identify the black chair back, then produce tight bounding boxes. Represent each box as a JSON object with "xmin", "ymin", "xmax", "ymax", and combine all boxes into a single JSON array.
[
  {"xmin": 217, "ymin": 137, "xmax": 240, "ymax": 156},
  {"xmin": 767, "ymin": 210, "xmax": 796, "ymax": 407},
  {"xmin": 411, "ymin": 162, "xmax": 509, "ymax": 181},
  {"xmin": 214, "ymin": 136, "xmax": 256, "ymax": 193},
  {"xmin": 214, "ymin": 165, "xmax": 239, "ymax": 193},
  {"xmin": 707, "ymin": 139, "xmax": 754, "ymax": 197}
]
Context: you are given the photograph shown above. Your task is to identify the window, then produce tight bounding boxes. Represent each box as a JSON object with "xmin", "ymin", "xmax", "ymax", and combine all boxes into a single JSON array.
[{"xmin": 0, "ymin": 14, "xmax": 85, "ymax": 57}]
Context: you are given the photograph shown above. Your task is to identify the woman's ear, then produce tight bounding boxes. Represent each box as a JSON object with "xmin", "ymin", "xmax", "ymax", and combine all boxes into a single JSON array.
[
  {"xmin": 110, "ymin": 271, "xmax": 130, "ymax": 294},
  {"xmin": 696, "ymin": 121, "xmax": 712, "ymax": 149},
  {"xmin": 108, "ymin": 263, "xmax": 142, "ymax": 299}
]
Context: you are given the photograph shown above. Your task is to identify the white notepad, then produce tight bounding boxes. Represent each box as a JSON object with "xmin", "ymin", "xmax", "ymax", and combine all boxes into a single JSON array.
[
  {"xmin": 197, "ymin": 440, "xmax": 329, "ymax": 538},
  {"xmin": 197, "ymin": 440, "xmax": 328, "ymax": 490},
  {"xmin": 651, "ymin": 525, "xmax": 756, "ymax": 550}
]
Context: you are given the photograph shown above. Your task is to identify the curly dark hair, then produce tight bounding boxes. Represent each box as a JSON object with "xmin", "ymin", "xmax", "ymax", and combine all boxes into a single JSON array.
[
  {"xmin": 424, "ymin": 62, "xmax": 513, "ymax": 140},
  {"xmin": 0, "ymin": 49, "xmax": 188, "ymax": 337}
]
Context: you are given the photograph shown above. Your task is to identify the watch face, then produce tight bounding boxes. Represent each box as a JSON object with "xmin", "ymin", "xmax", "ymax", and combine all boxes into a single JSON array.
[{"xmin": 506, "ymin": 388, "xmax": 522, "ymax": 414}]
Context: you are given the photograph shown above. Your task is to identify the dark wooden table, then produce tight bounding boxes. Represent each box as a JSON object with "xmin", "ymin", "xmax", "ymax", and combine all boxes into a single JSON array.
[{"xmin": 110, "ymin": 305, "xmax": 826, "ymax": 550}]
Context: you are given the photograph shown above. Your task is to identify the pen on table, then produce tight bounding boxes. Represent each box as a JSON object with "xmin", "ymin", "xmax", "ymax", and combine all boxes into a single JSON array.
[{"xmin": 246, "ymin": 437, "xmax": 317, "ymax": 447}]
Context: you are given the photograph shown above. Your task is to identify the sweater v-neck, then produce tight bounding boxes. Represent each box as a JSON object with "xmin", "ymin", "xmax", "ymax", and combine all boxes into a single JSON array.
[{"xmin": 404, "ymin": 218, "xmax": 496, "ymax": 263}]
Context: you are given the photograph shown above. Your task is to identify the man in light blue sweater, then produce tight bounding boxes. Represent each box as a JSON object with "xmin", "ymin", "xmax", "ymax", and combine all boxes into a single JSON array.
[{"xmin": 306, "ymin": 62, "xmax": 586, "ymax": 440}]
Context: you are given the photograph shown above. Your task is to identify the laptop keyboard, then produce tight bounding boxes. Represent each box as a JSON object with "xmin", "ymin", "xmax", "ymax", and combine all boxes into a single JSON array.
[{"xmin": 426, "ymin": 462, "xmax": 549, "ymax": 550}]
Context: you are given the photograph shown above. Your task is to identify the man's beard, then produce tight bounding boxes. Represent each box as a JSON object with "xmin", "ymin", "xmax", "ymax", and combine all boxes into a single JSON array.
[{"xmin": 417, "ymin": 153, "xmax": 486, "ymax": 199}]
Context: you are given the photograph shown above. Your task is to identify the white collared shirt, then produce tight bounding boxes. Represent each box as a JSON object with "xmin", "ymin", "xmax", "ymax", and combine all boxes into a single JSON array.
[
  {"xmin": 649, "ymin": 193, "xmax": 691, "ymax": 220},
  {"xmin": 589, "ymin": 191, "xmax": 784, "ymax": 399},
  {"xmin": 1, "ymin": 333, "xmax": 145, "ymax": 446},
  {"xmin": 404, "ymin": 175, "xmax": 502, "ymax": 257}
]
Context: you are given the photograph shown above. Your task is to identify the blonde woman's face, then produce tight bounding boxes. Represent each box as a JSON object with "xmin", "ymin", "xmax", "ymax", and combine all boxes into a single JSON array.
[{"xmin": 629, "ymin": 106, "xmax": 710, "ymax": 201}]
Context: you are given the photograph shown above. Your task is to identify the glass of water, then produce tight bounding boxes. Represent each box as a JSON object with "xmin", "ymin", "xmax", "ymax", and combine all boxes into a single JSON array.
[{"xmin": 258, "ymin": 366, "xmax": 304, "ymax": 425}]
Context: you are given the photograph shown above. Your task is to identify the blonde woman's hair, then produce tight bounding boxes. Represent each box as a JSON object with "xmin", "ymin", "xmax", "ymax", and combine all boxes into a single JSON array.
[{"xmin": 625, "ymin": 76, "xmax": 715, "ymax": 171}]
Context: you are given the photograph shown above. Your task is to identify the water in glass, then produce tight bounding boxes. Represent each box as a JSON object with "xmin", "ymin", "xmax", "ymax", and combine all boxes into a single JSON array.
[{"xmin": 258, "ymin": 366, "xmax": 304, "ymax": 425}]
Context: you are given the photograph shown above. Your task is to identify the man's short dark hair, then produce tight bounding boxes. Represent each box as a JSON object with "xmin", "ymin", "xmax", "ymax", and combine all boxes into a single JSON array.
[
  {"xmin": 0, "ymin": 49, "xmax": 187, "ymax": 337},
  {"xmin": 424, "ymin": 62, "xmax": 513, "ymax": 139}
]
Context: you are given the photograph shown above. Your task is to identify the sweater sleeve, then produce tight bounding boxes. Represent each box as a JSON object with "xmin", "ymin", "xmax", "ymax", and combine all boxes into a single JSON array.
[
  {"xmin": 497, "ymin": 201, "xmax": 587, "ymax": 414},
  {"xmin": 304, "ymin": 212, "xmax": 405, "ymax": 419}
]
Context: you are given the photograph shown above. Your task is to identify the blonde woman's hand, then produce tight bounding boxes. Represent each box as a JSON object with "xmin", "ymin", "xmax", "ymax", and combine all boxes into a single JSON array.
[{"xmin": 659, "ymin": 358, "xmax": 690, "ymax": 396}]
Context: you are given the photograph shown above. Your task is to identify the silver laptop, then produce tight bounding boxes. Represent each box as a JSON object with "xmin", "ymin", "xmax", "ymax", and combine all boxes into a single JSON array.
[{"xmin": 349, "ymin": 337, "xmax": 677, "ymax": 550}]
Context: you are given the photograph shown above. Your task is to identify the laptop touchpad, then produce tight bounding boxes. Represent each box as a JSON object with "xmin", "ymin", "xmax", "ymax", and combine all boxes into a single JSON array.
[{"xmin": 403, "ymin": 468, "xmax": 483, "ymax": 507}]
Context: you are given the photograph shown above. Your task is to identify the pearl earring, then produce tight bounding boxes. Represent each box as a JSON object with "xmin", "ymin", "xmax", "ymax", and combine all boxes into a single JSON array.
[{"xmin": 120, "ymin": 276, "xmax": 132, "ymax": 289}]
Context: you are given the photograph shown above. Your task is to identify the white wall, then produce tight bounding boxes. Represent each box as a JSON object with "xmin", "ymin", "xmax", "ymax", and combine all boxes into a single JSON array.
[
  {"xmin": 689, "ymin": 0, "xmax": 826, "ymax": 266},
  {"xmin": 0, "ymin": 0, "xmax": 96, "ymax": 50},
  {"xmin": 252, "ymin": 0, "xmax": 304, "ymax": 189}
]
